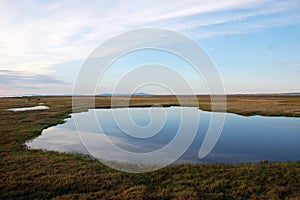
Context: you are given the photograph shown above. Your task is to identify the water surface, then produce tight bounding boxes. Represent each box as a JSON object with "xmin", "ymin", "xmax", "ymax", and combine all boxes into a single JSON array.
[
  {"xmin": 7, "ymin": 105, "xmax": 49, "ymax": 111},
  {"xmin": 26, "ymin": 107, "xmax": 300, "ymax": 164}
]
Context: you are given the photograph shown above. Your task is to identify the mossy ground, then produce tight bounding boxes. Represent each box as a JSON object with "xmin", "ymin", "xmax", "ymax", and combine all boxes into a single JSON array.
[{"xmin": 0, "ymin": 96, "xmax": 299, "ymax": 199}]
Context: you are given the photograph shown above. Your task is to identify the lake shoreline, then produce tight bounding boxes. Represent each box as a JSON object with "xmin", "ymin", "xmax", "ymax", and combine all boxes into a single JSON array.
[
  {"xmin": 27, "ymin": 107, "xmax": 300, "ymax": 166},
  {"xmin": 2, "ymin": 95, "xmax": 300, "ymax": 117}
]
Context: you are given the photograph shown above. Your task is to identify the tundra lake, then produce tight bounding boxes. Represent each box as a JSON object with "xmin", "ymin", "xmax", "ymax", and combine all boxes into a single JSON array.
[{"xmin": 27, "ymin": 107, "xmax": 300, "ymax": 164}]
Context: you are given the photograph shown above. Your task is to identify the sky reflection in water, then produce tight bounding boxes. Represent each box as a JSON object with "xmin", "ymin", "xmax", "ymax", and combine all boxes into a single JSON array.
[{"xmin": 27, "ymin": 107, "xmax": 300, "ymax": 164}]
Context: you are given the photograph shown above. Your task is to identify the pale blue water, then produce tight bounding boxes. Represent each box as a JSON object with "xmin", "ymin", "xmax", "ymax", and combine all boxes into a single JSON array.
[
  {"xmin": 26, "ymin": 107, "xmax": 300, "ymax": 164},
  {"xmin": 7, "ymin": 105, "xmax": 49, "ymax": 111}
]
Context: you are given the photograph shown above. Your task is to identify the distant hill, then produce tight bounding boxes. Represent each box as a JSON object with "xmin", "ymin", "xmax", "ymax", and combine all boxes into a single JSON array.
[
  {"xmin": 97, "ymin": 92, "xmax": 153, "ymax": 96},
  {"xmin": 1, "ymin": 92, "xmax": 299, "ymax": 98},
  {"xmin": 280, "ymin": 92, "xmax": 300, "ymax": 96}
]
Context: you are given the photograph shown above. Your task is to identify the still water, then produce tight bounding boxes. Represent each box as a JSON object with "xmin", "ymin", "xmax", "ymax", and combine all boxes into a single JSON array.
[
  {"xmin": 26, "ymin": 107, "xmax": 300, "ymax": 164},
  {"xmin": 7, "ymin": 105, "xmax": 49, "ymax": 111}
]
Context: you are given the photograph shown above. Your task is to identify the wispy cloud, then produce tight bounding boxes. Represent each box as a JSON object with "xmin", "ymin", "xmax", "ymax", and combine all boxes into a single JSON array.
[
  {"xmin": 0, "ymin": 0, "xmax": 299, "ymax": 74},
  {"xmin": 149, "ymin": 0, "xmax": 268, "ymax": 21}
]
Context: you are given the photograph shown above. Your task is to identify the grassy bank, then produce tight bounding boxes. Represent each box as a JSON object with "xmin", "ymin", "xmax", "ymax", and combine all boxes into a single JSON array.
[{"xmin": 0, "ymin": 96, "xmax": 300, "ymax": 199}]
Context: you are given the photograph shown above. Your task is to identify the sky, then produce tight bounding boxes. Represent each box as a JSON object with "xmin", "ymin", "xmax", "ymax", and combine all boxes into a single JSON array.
[{"xmin": 0, "ymin": 0, "xmax": 299, "ymax": 96}]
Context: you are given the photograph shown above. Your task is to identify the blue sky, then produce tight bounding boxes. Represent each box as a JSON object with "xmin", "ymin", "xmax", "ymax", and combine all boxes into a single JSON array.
[{"xmin": 0, "ymin": 0, "xmax": 299, "ymax": 95}]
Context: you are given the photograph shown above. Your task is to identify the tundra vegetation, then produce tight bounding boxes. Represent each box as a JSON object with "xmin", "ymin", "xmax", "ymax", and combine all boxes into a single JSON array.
[{"xmin": 0, "ymin": 95, "xmax": 300, "ymax": 199}]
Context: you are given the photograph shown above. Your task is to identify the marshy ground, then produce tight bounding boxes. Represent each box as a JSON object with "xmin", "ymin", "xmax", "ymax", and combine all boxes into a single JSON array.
[{"xmin": 0, "ymin": 95, "xmax": 299, "ymax": 199}]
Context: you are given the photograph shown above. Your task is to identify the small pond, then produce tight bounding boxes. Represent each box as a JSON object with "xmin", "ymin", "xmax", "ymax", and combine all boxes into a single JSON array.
[
  {"xmin": 7, "ymin": 105, "xmax": 49, "ymax": 111},
  {"xmin": 26, "ymin": 107, "xmax": 300, "ymax": 164}
]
